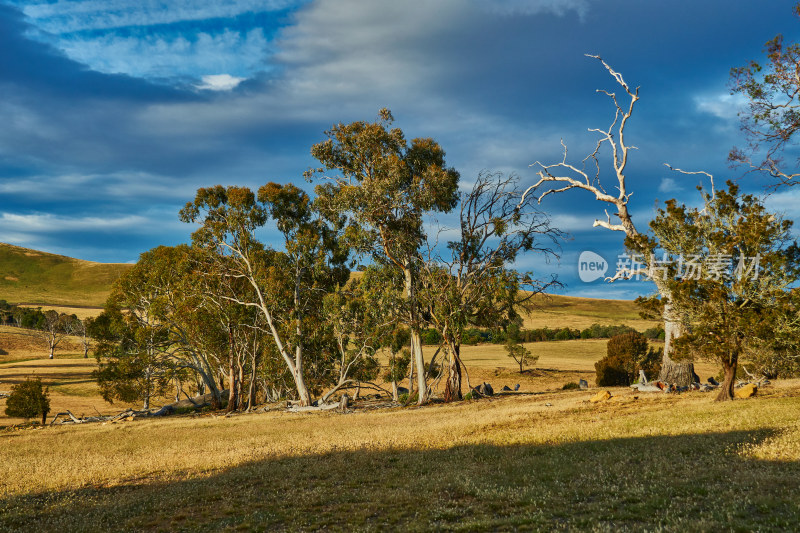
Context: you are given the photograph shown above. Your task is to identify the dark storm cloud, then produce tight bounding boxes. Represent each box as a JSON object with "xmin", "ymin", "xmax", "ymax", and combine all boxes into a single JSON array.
[{"xmin": 0, "ymin": 0, "xmax": 796, "ymax": 292}]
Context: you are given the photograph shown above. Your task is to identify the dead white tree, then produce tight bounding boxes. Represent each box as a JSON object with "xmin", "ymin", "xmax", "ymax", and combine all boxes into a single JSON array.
[{"xmin": 522, "ymin": 54, "xmax": 695, "ymax": 385}]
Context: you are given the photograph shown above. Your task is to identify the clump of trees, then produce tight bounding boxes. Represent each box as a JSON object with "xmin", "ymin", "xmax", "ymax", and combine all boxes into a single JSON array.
[
  {"xmin": 90, "ymin": 110, "xmax": 561, "ymax": 409},
  {"xmin": 0, "ymin": 301, "xmax": 91, "ymax": 359}
]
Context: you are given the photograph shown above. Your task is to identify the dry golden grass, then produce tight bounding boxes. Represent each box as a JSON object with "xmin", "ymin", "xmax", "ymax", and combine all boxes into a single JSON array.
[
  {"xmin": 19, "ymin": 305, "xmax": 104, "ymax": 320},
  {"xmin": 2, "ymin": 269, "xmax": 792, "ymax": 530},
  {"xmin": 523, "ymin": 293, "xmax": 659, "ymax": 331},
  {"xmin": 0, "ymin": 325, "xmax": 85, "ymax": 363},
  {"xmin": 0, "ymin": 357, "xmax": 136, "ymax": 426},
  {"xmin": 1, "ymin": 381, "xmax": 798, "ymax": 530}
]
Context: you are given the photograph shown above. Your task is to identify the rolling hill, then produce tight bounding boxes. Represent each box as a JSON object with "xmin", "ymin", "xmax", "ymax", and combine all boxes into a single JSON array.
[
  {"xmin": 0, "ymin": 242, "xmax": 132, "ymax": 307},
  {"xmin": 0, "ymin": 242, "xmax": 653, "ymax": 328}
]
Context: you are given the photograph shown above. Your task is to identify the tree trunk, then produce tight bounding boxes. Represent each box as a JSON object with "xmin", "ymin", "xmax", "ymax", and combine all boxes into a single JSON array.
[
  {"xmin": 228, "ymin": 326, "xmax": 237, "ymax": 412},
  {"xmin": 391, "ymin": 381, "xmax": 398, "ymax": 402},
  {"xmin": 292, "ymin": 362, "xmax": 313, "ymax": 407},
  {"xmin": 407, "ymin": 347, "xmax": 415, "ymax": 395},
  {"xmin": 411, "ymin": 327, "xmax": 426, "ymax": 404},
  {"xmin": 716, "ymin": 354, "xmax": 738, "ymax": 402},
  {"xmin": 443, "ymin": 341, "xmax": 462, "ymax": 402},
  {"xmin": 403, "ymin": 267, "xmax": 427, "ymax": 405},
  {"xmin": 656, "ymin": 302, "xmax": 695, "ymax": 386}
]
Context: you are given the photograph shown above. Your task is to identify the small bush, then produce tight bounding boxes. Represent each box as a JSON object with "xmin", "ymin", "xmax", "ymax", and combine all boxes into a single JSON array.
[
  {"xmin": 562, "ymin": 382, "xmax": 580, "ymax": 390},
  {"xmin": 595, "ymin": 331, "xmax": 662, "ymax": 386},
  {"xmin": 420, "ymin": 328, "xmax": 441, "ymax": 345},
  {"xmin": 4, "ymin": 377, "xmax": 51, "ymax": 424},
  {"xmin": 398, "ymin": 392, "xmax": 418, "ymax": 405}
]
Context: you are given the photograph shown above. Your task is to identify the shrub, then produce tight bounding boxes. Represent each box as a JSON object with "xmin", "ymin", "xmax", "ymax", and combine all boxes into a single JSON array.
[
  {"xmin": 4, "ymin": 377, "xmax": 51, "ymax": 424},
  {"xmin": 554, "ymin": 328, "xmax": 570, "ymax": 341},
  {"xmin": 420, "ymin": 328, "xmax": 441, "ymax": 345},
  {"xmin": 562, "ymin": 382, "xmax": 580, "ymax": 390},
  {"xmin": 595, "ymin": 331, "xmax": 662, "ymax": 386},
  {"xmin": 461, "ymin": 328, "xmax": 485, "ymax": 345}
]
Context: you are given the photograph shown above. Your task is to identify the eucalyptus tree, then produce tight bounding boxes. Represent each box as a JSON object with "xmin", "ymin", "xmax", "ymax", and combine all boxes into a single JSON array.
[
  {"xmin": 311, "ymin": 109, "xmax": 460, "ymax": 404},
  {"xmin": 730, "ymin": 2, "xmax": 800, "ymax": 187},
  {"xmin": 180, "ymin": 183, "xmax": 349, "ymax": 406},
  {"xmin": 91, "ymin": 245, "xmax": 226, "ymax": 408},
  {"xmin": 91, "ymin": 304, "xmax": 175, "ymax": 410},
  {"xmin": 522, "ymin": 56, "xmax": 696, "ymax": 385},
  {"xmin": 422, "ymin": 172, "xmax": 561, "ymax": 400},
  {"xmin": 320, "ymin": 266, "xmax": 397, "ymax": 403},
  {"xmin": 646, "ymin": 182, "xmax": 800, "ymax": 400}
]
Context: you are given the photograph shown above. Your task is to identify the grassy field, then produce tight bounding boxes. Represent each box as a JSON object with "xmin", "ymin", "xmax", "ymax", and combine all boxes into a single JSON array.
[
  {"xmin": 0, "ymin": 242, "xmax": 130, "ymax": 307},
  {"xmin": 0, "ymin": 380, "xmax": 798, "ymax": 530},
  {"xmin": 523, "ymin": 293, "xmax": 658, "ymax": 331},
  {"xmin": 1, "ymin": 244, "xmax": 795, "ymax": 530}
]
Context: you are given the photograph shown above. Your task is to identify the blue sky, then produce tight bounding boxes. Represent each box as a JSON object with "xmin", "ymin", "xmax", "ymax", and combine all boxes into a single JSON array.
[{"xmin": 1, "ymin": 0, "xmax": 798, "ymax": 299}]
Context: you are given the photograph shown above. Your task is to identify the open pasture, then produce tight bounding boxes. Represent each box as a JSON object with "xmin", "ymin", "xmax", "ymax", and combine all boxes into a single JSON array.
[{"xmin": 1, "ymin": 378, "xmax": 798, "ymax": 531}]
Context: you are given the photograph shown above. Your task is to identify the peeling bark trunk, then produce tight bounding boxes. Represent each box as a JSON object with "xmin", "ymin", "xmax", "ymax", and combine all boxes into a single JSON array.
[
  {"xmin": 391, "ymin": 381, "xmax": 398, "ymax": 402},
  {"xmin": 443, "ymin": 341, "xmax": 462, "ymax": 402},
  {"xmin": 716, "ymin": 354, "xmax": 738, "ymax": 402},
  {"xmin": 657, "ymin": 301, "xmax": 695, "ymax": 387},
  {"xmin": 407, "ymin": 348, "xmax": 415, "ymax": 395},
  {"xmin": 228, "ymin": 325, "xmax": 237, "ymax": 412},
  {"xmin": 411, "ymin": 327, "xmax": 426, "ymax": 404},
  {"xmin": 403, "ymin": 267, "xmax": 427, "ymax": 405}
]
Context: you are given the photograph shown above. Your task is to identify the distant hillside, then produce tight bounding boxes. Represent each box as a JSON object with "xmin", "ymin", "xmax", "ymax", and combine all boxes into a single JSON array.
[
  {"xmin": 0, "ymin": 244, "xmax": 650, "ymax": 325},
  {"xmin": 0, "ymin": 243, "xmax": 132, "ymax": 307},
  {"xmin": 524, "ymin": 293, "xmax": 655, "ymax": 331}
]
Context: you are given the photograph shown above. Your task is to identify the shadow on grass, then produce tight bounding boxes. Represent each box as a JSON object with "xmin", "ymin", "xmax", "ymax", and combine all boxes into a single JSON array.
[{"xmin": 1, "ymin": 430, "xmax": 797, "ymax": 531}]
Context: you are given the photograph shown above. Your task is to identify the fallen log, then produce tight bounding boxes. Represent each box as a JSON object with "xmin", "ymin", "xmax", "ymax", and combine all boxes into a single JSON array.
[{"xmin": 49, "ymin": 411, "xmax": 85, "ymax": 425}]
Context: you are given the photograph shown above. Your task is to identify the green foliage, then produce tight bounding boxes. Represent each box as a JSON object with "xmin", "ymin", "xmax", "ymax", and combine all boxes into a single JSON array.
[
  {"xmin": 420, "ymin": 328, "xmax": 441, "ymax": 345},
  {"xmin": 4, "ymin": 377, "xmax": 50, "ymax": 424},
  {"xmin": 595, "ymin": 331, "xmax": 662, "ymax": 386},
  {"xmin": 647, "ymin": 182, "xmax": 800, "ymax": 397},
  {"xmin": 642, "ymin": 326, "xmax": 666, "ymax": 340},
  {"xmin": 384, "ymin": 347, "xmax": 411, "ymax": 384},
  {"xmin": 505, "ymin": 338, "xmax": 536, "ymax": 373},
  {"xmin": 311, "ymin": 108, "xmax": 460, "ymax": 262},
  {"xmin": 91, "ymin": 306, "xmax": 175, "ymax": 409},
  {"xmin": 729, "ymin": 3, "xmax": 800, "ymax": 187}
]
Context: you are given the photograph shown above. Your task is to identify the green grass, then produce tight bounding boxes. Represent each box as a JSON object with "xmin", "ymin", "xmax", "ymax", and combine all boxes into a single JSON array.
[{"xmin": 0, "ymin": 242, "xmax": 131, "ymax": 307}]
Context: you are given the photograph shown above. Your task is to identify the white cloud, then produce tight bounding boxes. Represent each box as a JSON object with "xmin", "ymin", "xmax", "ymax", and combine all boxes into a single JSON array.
[
  {"xmin": 658, "ymin": 176, "xmax": 683, "ymax": 194},
  {"xmin": 58, "ymin": 28, "xmax": 270, "ymax": 80},
  {"xmin": 478, "ymin": 0, "xmax": 589, "ymax": 19},
  {"xmin": 195, "ymin": 74, "xmax": 245, "ymax": 91},
  {"xmin": 694, "ymin": 92, "xmax": 746, "ymax": 121},
  {"xmin": 0, "ymin": 171, "xmax": 199, "ymax": 202},
  {"xmin": 18, "ymin": 0, "xmax": 299, "ymax": 32},
  {"xmin": 764, "ymin": 188, "xmax": 800, "ymax": 222},
  {"xmin": 0, "ymin": 212, "xmax": 150, "ymax": 233}
]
